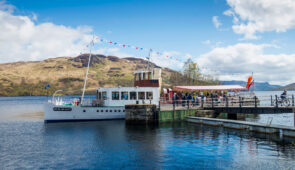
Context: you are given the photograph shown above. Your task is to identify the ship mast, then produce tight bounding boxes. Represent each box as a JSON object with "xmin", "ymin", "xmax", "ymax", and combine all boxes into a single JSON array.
[
  {"xmin": 146, "ymin": 49, "xmax": 152, "ymax": 71},
  {"xmin": 81, "ymin": 36, "xmax": 94, "ymax": 105}
]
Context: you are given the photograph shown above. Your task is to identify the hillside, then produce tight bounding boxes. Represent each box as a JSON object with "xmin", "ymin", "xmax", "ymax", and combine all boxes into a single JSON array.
[
  {"xmin": 0, "ymin": 54, "xmax": 192, "ymax": 96},
  {"xmin": 221, "ymin": 80, "xmax": 281, "ymax": 91},
  {"xmin": 273, "ymin": 83, "xmax": 295, "ymax": 91}
]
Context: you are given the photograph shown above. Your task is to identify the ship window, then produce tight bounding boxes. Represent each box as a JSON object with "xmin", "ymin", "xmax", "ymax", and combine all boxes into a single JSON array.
[
  {"xmin": 102, "ymin": 91, "xmax": 107, "ymax": 100},
  {"xmin": 114, "ymin": 110, "xmax": 117, "ymax": 112},
  {"xmin": 118, "ymin": 110, "xmax": 121, "ymax": 112},
  {"xmin": 148, "ymin": 72, "xmax": 152, "ymax": 80},
  {"xmin": 97, "ymin": 110, "xmax": 99, "ymax": 112},
  {"xmin": 101, "ymin": 110, "xmax": 103, "ymax": 112},
  {"xmin": 106, "ymin": 110, "xmax": 108, "ymax": 112},
  {"xmin": 123, "ymin": 110, "xmax": 125, "ymax": 112},
  {"xmin": 110, "ymin": 110, "xmax": 112, "ymax": 112},
  {"xmin": 121, "ymin": 92, "xmax": 128, "ymax": 100},
  {"xmin": 138, "ymin": 92, "xmax": 145, "ymax": 100},
  {"xmin": 146, "ymin": 92, "xmax": 153, "ymax": 99},
  {"xmin": 143, "ymin": 72, "xmax": 146, "ymax": 80},
  {"xmin": 112, "ymin": 91, "xmax": 119, "ymax": 100},
  {"xmin": 130, "ymin": 91, "xmax": 137, "ymax": 100},
  {"xmin": 136, "ymin": 73, "xmax": 140, "ymax": 81}
]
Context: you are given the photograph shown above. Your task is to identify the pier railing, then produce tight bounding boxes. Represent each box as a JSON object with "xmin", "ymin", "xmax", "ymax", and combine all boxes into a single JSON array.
[{"xmin": 159, "ymin": 94, "xmax": 295, "ymax": 111}]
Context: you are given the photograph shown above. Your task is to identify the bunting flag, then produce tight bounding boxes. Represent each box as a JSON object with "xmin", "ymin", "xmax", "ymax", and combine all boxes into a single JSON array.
[
  {"xmin": 86, "ymin": 36, "xmax": 190, "ymax": 62},
  {"xmin": 45, "ymin": 84, "xmax": 50, "ymax": 90}
]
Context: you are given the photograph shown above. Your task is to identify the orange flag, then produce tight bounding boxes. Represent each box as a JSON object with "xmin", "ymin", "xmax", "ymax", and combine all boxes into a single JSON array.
[{"xmin": 246, "ymin": 76, "xmax": 252, "ymax": 89}]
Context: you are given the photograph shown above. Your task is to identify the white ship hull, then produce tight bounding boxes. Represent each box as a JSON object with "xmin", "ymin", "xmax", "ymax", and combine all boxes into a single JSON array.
[{"xmin": 44, "ymin": 103, "xmax": 125, "ymax": 122}]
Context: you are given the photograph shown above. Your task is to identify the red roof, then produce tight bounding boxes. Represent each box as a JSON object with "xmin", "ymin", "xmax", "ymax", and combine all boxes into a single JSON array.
[{"xmin": 173, "ymin": 85, "xmax": 247, "ymax": 91}]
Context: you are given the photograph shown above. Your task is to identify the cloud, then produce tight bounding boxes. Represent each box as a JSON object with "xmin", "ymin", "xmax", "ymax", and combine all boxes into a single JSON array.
[
  {"xmin": 0, "ymin": 4, "xmax": 96, "ymax": 63},
  {"xmin": 224, "ymin": 0, "xmax": 295, "ymax": 40},
  {"xmin": 202, "ymin": 40, "xmax": 211, "ymax": 45},
  {"xmin": 196, "ymin": 43, "xmax": 295, "ymax": 85},
  {"xmin": 0, "ymin": 0, "xmax": 14, "ymax": 13},
  {"xmin": 212, "ymin": 16, "xmax": 222, "ymax": 29}
]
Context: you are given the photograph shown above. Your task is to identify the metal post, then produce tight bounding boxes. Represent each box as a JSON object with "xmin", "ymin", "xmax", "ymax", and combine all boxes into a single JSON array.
[
  {"xmin": 211, "ymin": 97, "xmax": 214, "ymax": 108},
  {"xmin": 188, "ymin": 100, "xmax": 190, "ymax": 110},
  {"xmin": 226, "ymin": 96, "xmax": 228, "ymax": 108},
  {"xmin": 239, "ymin": 96, "xmax": 241, "ymax": 108},
  {"xmin": 201, "ymin": 98, "xmax": 204, "ymax": 108},
  {"xmin": 292, "ymin": 94, "xmax": 294, "ymax": 106},
  {"xmin": 271, "ymin": 95, "xmax": 273, "ymax": 106},
  {"xmin": 275, "ymin": 95, "xmax": 278, "ymax": 108},
  {"xmin": 173, "ymin": 101, "xmax": 175, "ymax": 111},
  {"xmin": 254, "ymin": 96, "xmax": 257, "ymax": 108}
]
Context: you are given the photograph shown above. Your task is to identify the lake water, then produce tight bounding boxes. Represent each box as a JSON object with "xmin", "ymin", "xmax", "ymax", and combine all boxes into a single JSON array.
[{"xmin": 1, "ymin": 92, "xmax": 295, "ymax": 169}]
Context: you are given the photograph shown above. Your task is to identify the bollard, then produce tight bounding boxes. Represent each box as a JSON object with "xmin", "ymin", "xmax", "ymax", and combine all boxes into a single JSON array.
[
  {"xmin": 254, "ymin": 96, "xmax": 257, "ymax": 108},
  {"xmin": 275, "ymin": 95, "xmax": 278, "ymax": 108},
  {"xmin": 271, "ymin": 95, "xmax": 273, "ymax": 106}
]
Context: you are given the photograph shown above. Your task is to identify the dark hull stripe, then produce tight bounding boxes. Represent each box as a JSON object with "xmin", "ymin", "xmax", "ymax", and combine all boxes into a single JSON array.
[{"xmin": 45, "ymin": 118, "xmax": 125, "ymax": 123}]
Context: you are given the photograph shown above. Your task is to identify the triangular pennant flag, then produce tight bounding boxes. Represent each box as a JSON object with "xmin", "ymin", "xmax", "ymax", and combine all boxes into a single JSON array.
[
  {"xmin": 109, "ymin": 41, "xmax": 112, "ymax": 44},
  {"xmin": 123, "ymin": 45, "xmax": 126, "ymax": 47}
]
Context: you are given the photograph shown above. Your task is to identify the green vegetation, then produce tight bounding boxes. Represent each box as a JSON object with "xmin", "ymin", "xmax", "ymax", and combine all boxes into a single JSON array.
[{"xmin": 167, "ymin": 59, "xmax": 219, "ymax": 87}]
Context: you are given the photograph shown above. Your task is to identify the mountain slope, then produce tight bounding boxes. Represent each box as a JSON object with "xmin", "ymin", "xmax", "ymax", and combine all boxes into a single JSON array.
[
  {"xmin": 273, "ymin": 83, "xmax": 295, "ymax": 91},
  {"xmin": 0, "ymin": 54, "xmax": 179, "ymax": 96}
]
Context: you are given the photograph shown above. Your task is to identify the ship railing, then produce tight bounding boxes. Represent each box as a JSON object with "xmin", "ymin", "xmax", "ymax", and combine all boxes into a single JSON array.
[{"xmin": 48, "ymin": 95, "xmax": 99, "ymax": 107}]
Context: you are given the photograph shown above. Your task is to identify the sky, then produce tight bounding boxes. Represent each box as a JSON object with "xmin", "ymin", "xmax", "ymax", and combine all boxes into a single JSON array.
[{"xmin": 1, "ymin": 0, "xmax": 295, "ymax": 85}]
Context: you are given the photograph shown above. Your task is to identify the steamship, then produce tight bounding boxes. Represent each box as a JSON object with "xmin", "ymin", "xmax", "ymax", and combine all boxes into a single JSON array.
[{"xmin": 44, "ymin": 67, "xmax": 162, "ymax": 122}]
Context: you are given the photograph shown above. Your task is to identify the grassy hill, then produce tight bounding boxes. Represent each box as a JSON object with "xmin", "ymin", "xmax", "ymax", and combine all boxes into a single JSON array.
[{"xmin": 0, "ymin": 54, "xmax": 203, "ymax": 96}]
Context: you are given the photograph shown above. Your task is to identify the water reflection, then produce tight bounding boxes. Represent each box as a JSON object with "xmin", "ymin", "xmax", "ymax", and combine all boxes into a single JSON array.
[{"xmin": 1, "ymin": 120, "xmax": 295, "ymax": 169}]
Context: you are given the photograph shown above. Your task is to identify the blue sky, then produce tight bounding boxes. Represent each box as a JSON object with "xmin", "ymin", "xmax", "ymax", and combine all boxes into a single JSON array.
[
  {"xmin": 1, "ymin": 0, "xmax": 295, "ymax": 85},
  {"xmin": 9, "ymin": 0, "xmax": 232, "ymax": 55}
]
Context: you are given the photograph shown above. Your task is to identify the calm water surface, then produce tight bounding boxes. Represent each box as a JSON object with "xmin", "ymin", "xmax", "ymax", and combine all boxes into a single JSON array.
[{"xmin": 1, "ymin": 93, "xmax": 295, "ymax": 169}]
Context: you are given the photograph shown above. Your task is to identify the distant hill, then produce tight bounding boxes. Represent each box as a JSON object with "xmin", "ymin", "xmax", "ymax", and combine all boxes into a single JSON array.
[
  {"xmin": 273, "ymin": 83, "xmax": 295, "ymax": 91},
  {"xmin": 221, "ymin": 80, "xmax": 281, "ymax": 91}
]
